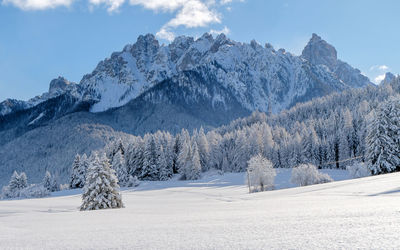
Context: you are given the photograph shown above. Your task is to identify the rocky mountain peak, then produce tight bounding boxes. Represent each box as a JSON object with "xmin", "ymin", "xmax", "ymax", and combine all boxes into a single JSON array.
[
  {"xmin": 171, "ymin": 35, "xmax": 194, "ymax": 48},
  {"xmin": 302, "ymin": 33, "xmax": 338, "ymax": 70},
  {"xmin": 130, "ymin": 33, "xmax": 160, "ymax": 58},
  {"xmin": 169, "ymin": 36, "xmax": 194, "ymax": 62},
  {"xmin": 137, "ymin": 33, "xmax": 158, "ymax": 45},
  {"xmin": 380, "ymin": 72, "xmax": 396, "ymax": 85},
  {"xmin": 210, "ymin": 33, "xmax": 234, "ymax": 52},
  {"xmin": 49, "ymin": 76, "xmax": 72, "ymax": 94},
  {"xmin": 250, "ymin": 39, "xmax": 262, "ymax": 50},
  {"xmin": 199, "ymin": 32, "xmax": 214, "ymax": 43}
]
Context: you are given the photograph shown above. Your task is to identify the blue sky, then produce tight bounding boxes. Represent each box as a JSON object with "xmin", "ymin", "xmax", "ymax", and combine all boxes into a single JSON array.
[{"xmin": 0, "ymin": 0, "xmax": 399, "ymax": 102}]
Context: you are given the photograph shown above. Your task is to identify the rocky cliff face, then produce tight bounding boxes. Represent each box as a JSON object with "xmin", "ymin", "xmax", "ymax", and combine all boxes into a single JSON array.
[
  {"xmin": 301, "ymin": 33, "xmax": 371, "ymax": 88},
  {"xmin": 302, "ymin": 33, "xmax": 338, "ymax": 69}
]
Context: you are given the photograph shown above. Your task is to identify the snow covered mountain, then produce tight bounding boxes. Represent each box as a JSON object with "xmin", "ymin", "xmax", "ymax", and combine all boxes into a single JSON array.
[
  {"xmin": 80, "ymin": 33, "xmax": 372, "ymax": 113},
  {"xmin": 1, "ymin": 33, "xmax": 371, "ymax": 117}
]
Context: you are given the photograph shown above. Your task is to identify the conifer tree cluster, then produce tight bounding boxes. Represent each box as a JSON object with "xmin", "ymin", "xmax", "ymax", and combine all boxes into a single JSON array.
[
  {"xmin": 72, "ymin": 77, "xmax": 400, "ymax": 182},
  {"xmin": 1, "ymin": 171, "xmax": 52, "ymax": 199},
  {"xmin": 43, "ymin": 171, "xmax": 59, "ymax": 192},
  {"xmin": 1, "ymin": 171, "xmax": 28, "ymax": 198},
  {"xmin": 70, "ymin": 154, "xmax": 89, "ymax": 189},
  {"xmin": 366, "ymin": 97, "xmax": 400, "ymax": 174}
]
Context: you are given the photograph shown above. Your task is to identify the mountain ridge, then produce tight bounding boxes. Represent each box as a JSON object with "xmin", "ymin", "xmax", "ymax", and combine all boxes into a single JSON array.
[{"xmin": 1, "ymin": 33, "xmax": 372, "ymax": 117}]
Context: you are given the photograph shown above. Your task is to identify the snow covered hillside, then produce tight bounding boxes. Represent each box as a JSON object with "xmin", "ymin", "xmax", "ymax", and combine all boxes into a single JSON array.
[{"xmin": 1, "ymin": 171, "xmax": 399, "ymax": 249}]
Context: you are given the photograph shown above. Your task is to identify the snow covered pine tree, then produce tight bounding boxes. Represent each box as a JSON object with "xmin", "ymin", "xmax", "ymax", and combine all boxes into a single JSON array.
[
  {"xmin": 112, "ymin": 150, "xmax": 128, "ymax": 186},
  {"xmin": 366, "ymin": 97, "xmax": 400, "ymax": 174},
  {"xmin": 178, "ymin": 141, "xmax": 202, "ymax": 180},
  {"xmin": 80, "ymin": 153, "xmax": 123, "ymax": 211},
  {"xmin": 70, "ymin": 154, "xmax": 82, "ymax": 188},
  {"xmin": 43, "ymin": 171, "xmax": 58, "ymax": 192},
  {"xmin": 70, "ymin": 154, "xmax": 89, "ymax": 188}
]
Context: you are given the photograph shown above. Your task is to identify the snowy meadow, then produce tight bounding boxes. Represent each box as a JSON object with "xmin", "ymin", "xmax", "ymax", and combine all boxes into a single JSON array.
[{"xmin": 0, "ymin": 170, "xmax": 399, "ymax": 249}]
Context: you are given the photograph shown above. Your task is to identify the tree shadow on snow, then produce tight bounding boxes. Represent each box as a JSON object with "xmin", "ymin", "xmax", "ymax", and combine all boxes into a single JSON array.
[
  {"xmin": 123, "ymin": 174, "xmax": 246, "ymax": 192},
  {"xmin": 369, "ymin": 187, "xmax": 400, "ymax": 196}
]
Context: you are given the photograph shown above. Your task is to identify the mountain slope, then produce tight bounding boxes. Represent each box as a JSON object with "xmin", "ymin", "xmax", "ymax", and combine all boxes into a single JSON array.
[{"xmin": 0, "ymin": 112, "xmax": 133, "ymax": 186}]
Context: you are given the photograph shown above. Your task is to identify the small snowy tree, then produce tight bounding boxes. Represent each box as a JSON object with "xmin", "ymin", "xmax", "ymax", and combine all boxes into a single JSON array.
[
  {"xmin": 1, "ymin": 171, "xmax": 28, "ymax": 199},
  {"xmin": 11, "ymin": 171, "xmax": 28, "ymax": 190},
  {"xmin": 291, "ymin": 164, "xmax": 333, "ymax": 187},
  {"xmin": 247, "ymin": 155, "xmax": 276, "ymax": 192},
  {"xmin": 69, "ymin": 153, "xmax": 89, "ymax": 189},
  {"xmin": 19, "ymin": 184, "xmax": 50, "ymax": 198},
  {"xmin": 141, "ymin": 135, "xmax": 160, "ymax": 180},
  {"xmin": 43, "ymin": 171, "xmax": 58, "ymax": 192},
  {"xmin": 347, "ymin": 162, "xmax": 371, "ymax": 179},
  {"xmin": 80, "ymin": 153, "xmax": 90, "ymax": 175},
  {"xmin": 125, "ymin": 138, "xmax": 145, "ymax": 178},
  {"xmin": 112, "ymin": 150, "xmax": 128, "ymax": 186},
  {"xmin": 70, "ymin": 154, "xmax": 84, "ymax": 188},
  {"xmin": 179, "ymin": 142, "xmax": 202, "ymax": 180},
  {"xmin": 196, "ymin": 127, "xmax": 210, "ymax": 171},
  {"xmin": 80, "ymin": 153, "xmax": 124, "ymax": 211},
  {"xmin": 186, "ymin": 142, "xmax": 202, "ymax": 180},
  {"xmin": 126, "ymin": 175, "xmax": 140, "ymax": 187},
  {"xmin": 157, "ymin": 144, "xmax": 172, "ymax": 181}
]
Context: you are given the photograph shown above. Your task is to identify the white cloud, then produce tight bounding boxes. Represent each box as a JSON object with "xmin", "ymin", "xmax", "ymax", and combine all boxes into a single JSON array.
[
  {"xmin": 89, "ymin": 0, "xmax": 125, "ymax": 13},
  {"xmin": 209, "ymin": 26, "xmax": 230, "ymax": 35},
  {"xmin": 378, "ymin": 65, "xmax": 389, "ymax": 71},
  {"xmin": 4, "ymin": 0, "xmax": 242, "ymax": 40},
  {"xmin": 166, "ymin": 1, "xmax": 220, "ymax": 28},
  {"xmin": 2, "ymin": 0, "xmax": 74, "ymax": 10},
  {"xmin": 129, "ymin": 0, "xmax": 188, "ymax": 12},
  {"xmin": 374, "ymin": 74, "xmax": 386, "ymax": 84},
  {"xmin": 156, "ymin": 27, "xmax": 176, "ymax": 41},
  {"xmin": 130, "ymin": 0, "xmax": 223, "ymax": 40},
  {"xmin": 369, "ymin": 64, "xmax": 389, "ymax": 72},
  {"xmin": 220, "ymin": 0, "xmax": 244, "ymax": 5}
]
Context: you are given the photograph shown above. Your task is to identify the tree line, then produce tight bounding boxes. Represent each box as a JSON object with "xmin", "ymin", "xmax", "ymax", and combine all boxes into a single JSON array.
[{"xmin": 69, "ymin": 77, "xmax": 400, "ymax": 185}]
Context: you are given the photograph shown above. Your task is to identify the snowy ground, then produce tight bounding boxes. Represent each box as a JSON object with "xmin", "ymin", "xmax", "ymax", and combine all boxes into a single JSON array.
[{"xmin": 0, "ymin": 170, "xmax": 399, "ymax": 249}]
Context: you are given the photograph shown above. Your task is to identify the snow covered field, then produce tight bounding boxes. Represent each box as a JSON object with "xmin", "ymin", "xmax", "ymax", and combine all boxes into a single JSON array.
[{"xmin": 0, "ymin": 170, "xmax": 399, "ymax": 249}]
